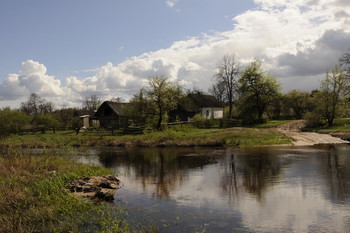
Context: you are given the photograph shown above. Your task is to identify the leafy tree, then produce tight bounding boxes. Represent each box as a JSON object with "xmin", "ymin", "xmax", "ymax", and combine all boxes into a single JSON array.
[
  {"xmin": 20, "ymin": 93, "xmax": 54, "ymax": 115},
  {"xmin": 32, "ymin": 114, "xmax": 60, "ymax": 133},
  {"xmin": 238, "ymin": 59, "xmax": 281, "ymax": 124},
  {"xmin": 285, "ymin": 90, "xmax": 313, "ymax": 119},
  {"xmin": 0, "ymin": 107, "xmax": 30, "ymax": 138},
  {"xmin": 53, "ymin": 107, "xmax": 77, "ymax": 130},
  {"xmin": 126, "ymin": 89, "xmax": 149, "ymax": 127},
  {"xmin": 211, "ymin": 55, "xmax": 240, "ymax": 119},
  {"xmin": 145, "ymin": 76, "xmax": 184, "ymax": 130},
  {"xmin": 316, "ymin": 65, "xmax": 348, "ymax": 126}
]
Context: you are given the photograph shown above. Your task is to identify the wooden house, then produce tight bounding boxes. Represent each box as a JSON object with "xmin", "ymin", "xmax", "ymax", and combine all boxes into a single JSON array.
[
  {"xmin": 170, "ymin": 93, "xmax": 224, "ymax": 122},
  {"xmin": 93, "ymin": 101, "xmax": 128, "ymax": 128}
]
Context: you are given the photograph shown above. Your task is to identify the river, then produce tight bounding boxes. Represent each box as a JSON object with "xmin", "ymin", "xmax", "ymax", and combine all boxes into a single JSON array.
[{"xmin": 75, "ymin": 145, "xmax": 350, "ymax": 233}]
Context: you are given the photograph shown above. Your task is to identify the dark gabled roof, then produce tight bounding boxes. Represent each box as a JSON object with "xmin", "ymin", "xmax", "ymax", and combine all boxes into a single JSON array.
[
  {"xmin": 188, "ymin": 93, "xmax": 223, "ymax": 108},
  {"xmin": 94, "ymin": 101, "xmax": 128, "ymax": 117},
  {"xmin": 180, "ymin": 93, "xmax": 223, "ymax": 112}
]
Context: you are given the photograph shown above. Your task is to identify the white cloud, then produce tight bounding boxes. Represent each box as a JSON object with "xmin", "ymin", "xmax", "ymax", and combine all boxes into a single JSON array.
[
  {"xmin": 0, "ymin": 60, "xmax": 63, "ymax": 101},
  {"xmin": 1, "ymin": 0, "xmax": 350, "ymax": 107},
  {"xmin": 166, "ymin": 0, "xmax": 178, "ymax": 8}
]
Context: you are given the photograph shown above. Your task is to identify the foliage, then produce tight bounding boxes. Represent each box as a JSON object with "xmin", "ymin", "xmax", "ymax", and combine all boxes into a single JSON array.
[
  {"xmin": 211, "ymin": 55, "xmax": 240, "ymax": 119},
  {"xmin": 126, "ymin": 89, "xmax": 149, "ymax": 127},
  {"xmin": 304, "ymin": 111, "xmax": 323, "ymax": 128},
  {"xmin": 53, "ymin": 107, "xmax": 77, "ymax": 129},
  {"xmin": 32, "ymin": 114, "xmax": 60, "ymax": 133},
  {"xmin": 191, "ymin": 114, "xmax": 213, "ymax": 128},
  {"xmin": 0, "ymin": 107, "xmax": 30, "ymax": 138},
  {"xmin": 284, "ymin": 90, "xmax": 313, "ymax": 119},
  {"xmin": 238, "ymin": 59, "xmax": 281, "ymax": 124},
  {"xmin": 315, "ymin": 65, "xmax": 349, "ymax": 126},
  {"xmin": 145, "ymin": 76, "xmax": 184, "ymax": 130}
]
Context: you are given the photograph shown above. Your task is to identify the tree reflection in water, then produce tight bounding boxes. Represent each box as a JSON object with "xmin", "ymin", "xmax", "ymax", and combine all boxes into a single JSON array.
[
  {"xmin": 96, "ymin": 148, "xmax": 218, "ymax": 199},
  {"xmin": 326, "ymin": 145, "xmax": 350, "ymax": 202},
  {"xmin": 74, "ymin": 146, "xmax": 350, "ymax": 233}
]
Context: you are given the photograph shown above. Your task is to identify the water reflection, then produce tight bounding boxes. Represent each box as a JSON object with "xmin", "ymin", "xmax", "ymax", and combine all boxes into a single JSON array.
[{"xmin": 77, "ymin": 145, "xmax": 350, "ymax": 232}]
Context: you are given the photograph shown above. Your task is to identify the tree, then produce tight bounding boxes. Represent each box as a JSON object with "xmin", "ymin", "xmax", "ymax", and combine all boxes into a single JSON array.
[
  {"xmin": 211, "ymin": 55, "xmax": 240, "ymax": 119},
  {"xmin": 209, "ymin": 81, "xmax": 226, "ymax": 103},
  {"xmin": 339, "ymin": 49, "xmax": 350, "ymax": 78},
  {"xmin": 126, "ymin": 89, "xmax": 149, "ymax": 127},
  {"xmin": 20, "ymin": 93, "xmax": 54, "ymax": 115},
  {"xmin": 285, "ymin": 90, "xmax": 313, "ymax": 119},
  {"xmin": 0, "ymin": 107, "xmax": 30, "ymax": 138},
  {"xmin": 83, "ymin": 95, "xmax": 101, "ymax": 114},
  {"xmin": 238, "ymin": 59, "xmax": 280, "ymax": 124},
  {"xmin": 316, "ymin": 65, "xmax": 348, "ymax": 126},
  {"xmin": 32, "ymin": 114, "xmax": 60, "ymax": 133},
  {"xmin": 145, "ymin": 76, "xmax": 184, "ymax": 130}
]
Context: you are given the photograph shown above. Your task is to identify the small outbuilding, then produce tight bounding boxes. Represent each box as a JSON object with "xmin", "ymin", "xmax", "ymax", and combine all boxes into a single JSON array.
[{"xmin": 170, "ymin": 93, "xmax": 224, "ymax": 122}]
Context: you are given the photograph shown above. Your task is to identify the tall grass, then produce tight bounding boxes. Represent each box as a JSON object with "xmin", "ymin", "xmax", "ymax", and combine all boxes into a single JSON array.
[{"xmin": 0, "ymin": 148, "xmax": 131, "ymax": 233}]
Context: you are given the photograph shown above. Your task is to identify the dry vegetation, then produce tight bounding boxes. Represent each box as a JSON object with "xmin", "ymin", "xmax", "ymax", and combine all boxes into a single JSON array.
[{"xmin": 0, "ymin": 148, "xmax": 132, "ymax": 233}]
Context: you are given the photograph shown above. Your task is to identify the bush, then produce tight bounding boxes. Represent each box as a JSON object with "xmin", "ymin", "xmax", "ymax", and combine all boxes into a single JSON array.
[
  {"xmin": 0, "ymin": 107, "xmax": 31, "ymax": 138},
  {"xmin": 304, "ymin": 112, "xmax": 323, "ymax": 128}
]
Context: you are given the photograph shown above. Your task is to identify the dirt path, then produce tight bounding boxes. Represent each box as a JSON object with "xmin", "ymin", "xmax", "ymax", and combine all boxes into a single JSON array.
[{"xmin": 275, "ymin": 120, "xmax": 349, "ymax": 146}]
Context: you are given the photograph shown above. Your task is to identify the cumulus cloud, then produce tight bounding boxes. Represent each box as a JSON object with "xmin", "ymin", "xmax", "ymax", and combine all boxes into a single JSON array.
[
  {"xmin": 0, "ymin": 60, "xmax": 63, "ymax": 101},
  {"xmin": 1, "ymin": 0, "xmax": 350, "ymax": 107}
]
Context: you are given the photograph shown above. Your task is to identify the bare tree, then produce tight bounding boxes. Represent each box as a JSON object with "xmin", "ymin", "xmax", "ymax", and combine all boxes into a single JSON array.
[
  {"xmin": 209, "ymin": 81, "xmax": 226, "ymax": 103},
  {"xmin": 339, "ymin": 49, "xmax": 350, "ymax": 78},
  {"xmin": 213, "ymin": 55, "xmax": 240, "ymax": 119},
  {"xmin": 83, "ymin": 95, "xmax": 101, "ymax": 114},
  {"xmin": 20, "ymin": 93, "xmax": 54, "ymax": 115}
]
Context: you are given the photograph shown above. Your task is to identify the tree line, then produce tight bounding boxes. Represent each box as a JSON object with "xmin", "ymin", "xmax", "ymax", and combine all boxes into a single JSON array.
[
  {"xmin": 209, "ymin": 52, "xmax": 350, "ymax": 126},
  {"xmin": 1, "ymin": 50, "xmax": 349, "ymax": 138}
]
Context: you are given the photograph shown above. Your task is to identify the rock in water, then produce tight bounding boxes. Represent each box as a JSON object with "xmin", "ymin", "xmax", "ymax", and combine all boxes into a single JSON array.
[{"xmin": 67, "ymin": 175, "xmax": 121, "ymax": 202}]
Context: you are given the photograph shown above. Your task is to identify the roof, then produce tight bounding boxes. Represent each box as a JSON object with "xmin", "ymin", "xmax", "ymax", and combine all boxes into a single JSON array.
[
  {"xmin": 181, "ymin": 93, "xmax": 223, "ymax": 112},
  {"xmin": 94, "ymin": 101, "xmax": 128, "ymax": 117},
  {"xmin": 188, "ymin": 93, "xmax": 223, "ymax": 108}
]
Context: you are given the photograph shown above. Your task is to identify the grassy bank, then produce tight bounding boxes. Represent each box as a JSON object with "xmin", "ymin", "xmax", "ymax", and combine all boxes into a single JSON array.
[
  {"xmin": 304, "ymin": 118, "xmax": 350, "ymax": 140},
  {"xmin": 0, "ymin": 126, "xmax": 291, "ymax": 148},
  {"xmin": 0, "ymin": 149, "xmax": 133, "ymax": 233}
]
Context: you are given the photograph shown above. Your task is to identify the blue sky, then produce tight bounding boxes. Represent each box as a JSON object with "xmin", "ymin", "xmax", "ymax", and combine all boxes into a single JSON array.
[
  {"xmin": 0, "ymin": 0, "xmax": 349, "ymax": 108},
  {"xmin": 0, "ymin": 0, "xmax": 253, "ymax": 80}
]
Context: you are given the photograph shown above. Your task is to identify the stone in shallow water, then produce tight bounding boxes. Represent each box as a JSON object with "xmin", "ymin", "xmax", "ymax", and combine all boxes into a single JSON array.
[{"xmin": 67, "ymin": 175, "xmax": 121, "ymax": 202}]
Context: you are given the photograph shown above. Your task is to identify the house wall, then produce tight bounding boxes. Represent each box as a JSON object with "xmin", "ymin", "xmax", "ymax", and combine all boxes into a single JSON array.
[
  {"xmin": 213, "ymin": 107, "xmax": 224, "ymax": 119},
  {"xmin": 201, "ymin": 107, "xmax": 224, "ymax": 119}
]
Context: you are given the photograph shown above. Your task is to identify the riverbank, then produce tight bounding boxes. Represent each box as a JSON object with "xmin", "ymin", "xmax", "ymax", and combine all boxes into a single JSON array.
[
  {"xmin": 274, "ymin": 120, "xmax": 349, "ymax": 146},
  {"xmin": 0, "ymin": 149, "xmax": 133, "ymax": 233},
  {"xmin": 0, "ymin": 126, "xmax": 291, "ymax": 148}
]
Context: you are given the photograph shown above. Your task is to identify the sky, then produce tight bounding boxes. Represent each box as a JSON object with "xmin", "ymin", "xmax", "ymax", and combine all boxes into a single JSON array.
[{"xmin": 0, "ymin": 0, "xmax": 349, "ymax": 108}]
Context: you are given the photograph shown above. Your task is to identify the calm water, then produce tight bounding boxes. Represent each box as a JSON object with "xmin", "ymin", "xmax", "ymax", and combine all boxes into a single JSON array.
[{"xmin": 77, "ymin": 145, "xmax": 350, "ymax": 233}]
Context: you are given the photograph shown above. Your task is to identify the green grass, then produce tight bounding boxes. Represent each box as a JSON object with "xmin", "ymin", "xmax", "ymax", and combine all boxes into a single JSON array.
[
  {"xmin": 248, "ymin": 120, "xmax": 294, "ymax": 128},
  {"xmin": 304, "ymin": 118, "xmax": 350, "ymax": 141},
  {"xmin": 0, "ymin": 125, "xmax": 291, "ymax": 148},
  {"xmin": 311, "ymin": 118, "xmax": 350, "ymax": 132},
  {"xmin": 0, "ymin": 148, "xmax": 134, "ymax": 233}
]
